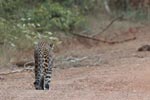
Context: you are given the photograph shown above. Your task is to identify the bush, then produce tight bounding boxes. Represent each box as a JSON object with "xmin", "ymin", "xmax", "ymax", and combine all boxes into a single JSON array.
[
  {"xmin": 0, "ymin": 0, "xmax": 86, "ymax": 49},
  {"xmin": 24, "ymin": 2, "xmax": 85, "ymax": 32},
  {"xmin": 0, "ymin": 17, "xmax": 60, "ymax": 49}
]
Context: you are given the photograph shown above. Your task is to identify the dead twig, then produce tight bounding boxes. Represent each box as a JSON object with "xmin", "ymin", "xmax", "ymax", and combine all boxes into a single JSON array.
[
  {"xmin": 12, "ymin": 60, "xmax": 34, "ymax": 67},
  {"xmin": 24, "ymin": 61, "xmax": 34, "ymax": 68},
  {"xmin": 91, "ymin": 15, "xmax": 123, "ymax": 37},
  {"xmin": 0, "ymin": 61, "xmax": 34, "ymax": 75},
  {"xmin": 65, "ymin": 56, "xmax": 88, "ymax": 63},
  {"xmin": 0, "ymin": 67, "xmax": 34, "ymax": 75}
]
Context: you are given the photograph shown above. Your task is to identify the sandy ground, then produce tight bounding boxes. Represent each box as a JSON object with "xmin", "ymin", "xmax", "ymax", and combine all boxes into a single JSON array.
[{"xmin": 1, "ymin": 26, "xmax": 150, "ymax": 100}]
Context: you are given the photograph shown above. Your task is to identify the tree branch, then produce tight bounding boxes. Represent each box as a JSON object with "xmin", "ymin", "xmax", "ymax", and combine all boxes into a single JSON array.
[
  {"xmin": 91, "ymin": 15, "xmax": 123, "ymax": 37},
  {"xmin": 73, "ymin": 32, "xmax": 136, "ymax": 44}
]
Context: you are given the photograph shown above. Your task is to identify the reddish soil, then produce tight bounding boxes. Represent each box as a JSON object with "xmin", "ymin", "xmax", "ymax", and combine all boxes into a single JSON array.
[{"xmin": 1, "ymin": 25, "xmax": 150, "ymax": 100}]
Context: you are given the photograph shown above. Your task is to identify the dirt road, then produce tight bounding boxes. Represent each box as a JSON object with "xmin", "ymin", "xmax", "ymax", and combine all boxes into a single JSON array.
[{"xmin": 1, "ymin": 26, "xmax": 150, "ymax": 100}]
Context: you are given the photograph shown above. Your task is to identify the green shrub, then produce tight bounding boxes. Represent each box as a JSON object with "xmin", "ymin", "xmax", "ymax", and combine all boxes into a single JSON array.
[
  {"xmin": 0, "ymin": 17, "xmax": 59, "ymax": 49},
  {"xmin": 0, "ymin": 0, "xmax": 85, "ymax": 49},
  {"xmin": 24, "ymin": 2, "xmax": 85, "ymax": 32}
]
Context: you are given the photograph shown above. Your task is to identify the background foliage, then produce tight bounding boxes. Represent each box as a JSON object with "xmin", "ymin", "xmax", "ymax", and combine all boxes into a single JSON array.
[
  {"xmin": 0, "ymin": 0, "xmax": 150, "ymax": 49},
  {"xmin": 0, "ymin": 0, "xmax": 87, "ymax": 48}
]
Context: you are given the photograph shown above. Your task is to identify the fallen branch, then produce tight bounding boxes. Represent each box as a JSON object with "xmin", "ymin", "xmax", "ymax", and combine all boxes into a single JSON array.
[
  {"xmin": 0, "ymin": 61, "xmax": 34, "ymax": 75},
  {"xmin": 65, "ymin": 56, "xmax": 88, "ymax": 63},
  {"xmin": 138, "ymin": 45, "xmax": 150, "ymax": 51},
  {"xmin": 0, "ymin": 59, "xmax": 61, "ymax": 75},
  {"xmin": 73, "ymin": 32, "xmax": 136, "ymax": 44},
  {"xmin": 12, "ymin": 60, "xmax": 34, "ymax": 67},
  {"xmin": 73, "ymin": 33, "xmax": 104, "ymax": 42},
  {"xmin": 72, "ymin": 15, "xmax": 136, "ymax": 44},
  {"xmin": 0, "ymin": 67, "xmax": 34, "ymax": 75},
  {"xmin": 91, "ymin": 15, "xmax": 123, "ymax": 37},
  {"xmin": 24, "ymin": 61, "xmax": 34, "ymax": 68}
]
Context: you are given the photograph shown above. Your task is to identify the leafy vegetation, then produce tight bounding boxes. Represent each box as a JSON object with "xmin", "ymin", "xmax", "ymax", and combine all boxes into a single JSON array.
[
  {"xmin": 0, "ymin": 0, "xmax": 89, "ymax": 49},
  {"xmin": 24, "ymin": 2, "xmax": 84, "ymax": 32},
  {"xmin": 0, "ymin": 0, "xmax": 100, "ymax": 66},
  {"xmin": 0, "ymin": 0, "xmax": 149, "ymax": 49},
  {"xmin": 105, "ymin": 0, "xmax": 150, "ymax": 21}
]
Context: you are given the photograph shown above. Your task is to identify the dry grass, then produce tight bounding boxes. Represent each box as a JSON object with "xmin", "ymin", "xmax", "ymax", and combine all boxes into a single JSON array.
[
  {"xmin": 0, "ymin": 44, "xmax": 33, "ymax": 68},
  {"xmin": 0, "ymin": 46, "xmax": 15, "ymax": 67}
]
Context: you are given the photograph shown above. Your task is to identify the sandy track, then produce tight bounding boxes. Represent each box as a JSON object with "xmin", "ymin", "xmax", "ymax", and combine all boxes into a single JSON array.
[{"xmin": 1, "ymin": 26, "xmax": 150, "ymax": 100}]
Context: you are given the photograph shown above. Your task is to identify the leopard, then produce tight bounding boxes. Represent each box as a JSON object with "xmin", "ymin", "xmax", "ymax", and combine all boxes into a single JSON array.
[{"xmin": 34, "ymin": 41, "xmax": 54, "ymax": 90}]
